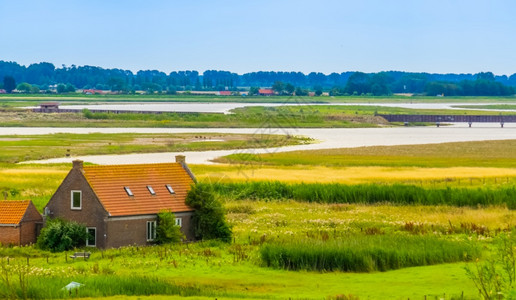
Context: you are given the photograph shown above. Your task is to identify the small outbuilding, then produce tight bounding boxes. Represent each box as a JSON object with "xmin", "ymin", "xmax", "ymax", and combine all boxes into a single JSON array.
[
  {"xmin": 0, "ymin": 200, "xmax": 43, "ymax": 246},
  {"xmin": 38, "ymin": 102, "xmax": 60, "ymax": 113}
]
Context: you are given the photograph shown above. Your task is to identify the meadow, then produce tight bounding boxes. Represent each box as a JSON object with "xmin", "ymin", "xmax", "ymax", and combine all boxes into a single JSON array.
[
  {"xmin": 0, "ymin": 132, "xmax": 310, "ymax": 164},
  {"xmin": 2, "ymin": 137, "xmax": 516, "ymax": 299}
]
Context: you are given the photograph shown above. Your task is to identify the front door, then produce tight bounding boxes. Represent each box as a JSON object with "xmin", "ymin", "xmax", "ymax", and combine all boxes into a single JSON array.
[{"xmin": 86, "ymin": 227, "xmax": 96, "ymax": 247}]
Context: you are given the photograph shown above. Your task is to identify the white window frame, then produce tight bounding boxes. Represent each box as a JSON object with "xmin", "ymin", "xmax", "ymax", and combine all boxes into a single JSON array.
[
  {"xmin": 86, "ymin": 227, "xmax": 96, "ymax": 247},
  {"xmin": 165, "ymin": 184, "xmax": 175, "ymax": 194},
  {"xmin": 124, "ymin": 186, "xmax": 134, "ymax": 196},
  {"xmin": 147, "ymin": 185, "xmax": 156, "ymax": 195},
  {"xmin": 175, "ymin": 217, "xmax": 182, "ymax": 227},
  {"xmin": 71, "ymin": 190, "xmax": 82, "ymax": 210},
  {"xmin": 147, "ymin": 221, "xmax": 156, "ymax": 241}
]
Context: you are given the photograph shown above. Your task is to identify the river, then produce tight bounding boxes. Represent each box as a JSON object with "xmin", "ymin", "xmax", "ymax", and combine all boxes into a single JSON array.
[{"xmin": 10, "ymin": 124, "xmax": 516, "ymax": 165}]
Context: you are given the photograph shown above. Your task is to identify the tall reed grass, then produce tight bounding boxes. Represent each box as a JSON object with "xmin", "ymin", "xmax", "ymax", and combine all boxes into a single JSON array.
[
  {"xmin": 208, "ymin": 181, "xmax": 516, "ymax": 208},
  {"xmin": 260, "ymin": 235, "xmax": 479, "ymax": 272},
  {"xmin": 0, "ymin": 273, "xmax": 205, "ymax": 299}
]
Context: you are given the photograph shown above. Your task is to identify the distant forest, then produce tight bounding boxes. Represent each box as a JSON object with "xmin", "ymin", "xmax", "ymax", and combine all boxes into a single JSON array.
[{"xmin": 1, "ymin": 60, "xmax": 515, "ymax": 96}]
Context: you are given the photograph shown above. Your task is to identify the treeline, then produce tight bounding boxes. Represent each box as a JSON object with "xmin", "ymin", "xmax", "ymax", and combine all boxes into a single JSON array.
[{"xmin": 0, "ymin": 60, "xmax": 515, "ymax": 96}]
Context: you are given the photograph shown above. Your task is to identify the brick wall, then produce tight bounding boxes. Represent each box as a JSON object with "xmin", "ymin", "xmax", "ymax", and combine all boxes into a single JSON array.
[
  {"xmin": 20, "ymin": 201, "xmax": 43, "ymax": 245},
  {"xmin": 45, "ymin": 167, "xmax": 108, "ymax": 248},
  {"xmin": 0, "ymin": 226, "xmax": 20, "ymax": 246}
]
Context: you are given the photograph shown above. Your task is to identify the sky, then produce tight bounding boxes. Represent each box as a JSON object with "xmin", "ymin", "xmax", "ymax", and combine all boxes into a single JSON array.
[{"xmin": 1, "ymin": 0, "xmax": 515, "ymax": 75}]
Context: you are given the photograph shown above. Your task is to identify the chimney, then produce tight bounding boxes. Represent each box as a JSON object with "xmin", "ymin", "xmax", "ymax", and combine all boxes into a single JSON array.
[
  {"xmin": 175, "ymin": 155, "xmax": 197, "ymax": 183},
  {"xmin": 72, "ymin": 159, "xmax": 84, "ymax": 170},
  {"xmin": 175, "ymin": 155, "xmax": 186, "ymax": 164}
]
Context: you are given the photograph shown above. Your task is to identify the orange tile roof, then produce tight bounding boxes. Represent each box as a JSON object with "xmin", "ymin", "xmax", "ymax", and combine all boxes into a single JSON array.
[
  {"xmin": 83, "ymin": 163, "xmax": 194, "ymax": 217},
  {"xmin": 0, "ymin": 200, "xmax": 30, "ymax": 225}
]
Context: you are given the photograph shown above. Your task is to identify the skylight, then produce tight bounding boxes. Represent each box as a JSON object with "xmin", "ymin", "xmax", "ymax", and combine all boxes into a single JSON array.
[
  {"xmin": 124, "ymin": 186, "xmax": 134, "ymax": 196},
  {"xmin": 147, "ymin": 185, "xmax": 156, "ymax": 195},
  {"xmin": 165, "ymin": 184, "xmax": 175, "ymax": 194}
]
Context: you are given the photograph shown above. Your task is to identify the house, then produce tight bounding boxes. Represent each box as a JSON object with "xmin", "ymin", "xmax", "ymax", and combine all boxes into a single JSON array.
[
  {"xmin": 0, "ymin": 200, "xmax": 43, "ymax": 246},
  {"xmin": 218, "ymin": 91, "xmax": 232, "ymax": 96},
  {"xmin": 44, "ymin": 156, "xmax": 196, "ymax": 248},
  {"xmin": 258, "ymin": 88, "xmax": 275, "ymax": 96},
  {"xmin": 38, "ymin": 102, "xmax": 60, "ymax": 113},
  {"xmin": 82, "ymin": 89, "xmax": 108, "ymax": 95}
]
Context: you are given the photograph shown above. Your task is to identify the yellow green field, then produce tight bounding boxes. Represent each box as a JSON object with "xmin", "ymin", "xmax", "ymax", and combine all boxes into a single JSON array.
[{"xmin": 2, "ymin": 138, "xmax": 516, "ymax": 299}]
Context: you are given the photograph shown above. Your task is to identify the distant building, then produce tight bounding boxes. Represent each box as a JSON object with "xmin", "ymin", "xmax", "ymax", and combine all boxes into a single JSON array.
[
  {"xmin": 38, "ymin": 102, "xmax": 59, "ymax": 113},
  {"xmin": 0, "ymin": 89, "xmax": 6, "ymax": 94},
  {"xmin": 218, "ymin": 91, "xmax": 232, "ymax": 96},
  {"xmin": 0, "ymin": 200, "xmax": 43, "ymax": 246},
  {"xmin": 83, "ymin": 89, "xmax": 108, "ymax": 95},
  {"xmin": 259, "ymin": 88, "xmax": 275, "ymax": 96}
]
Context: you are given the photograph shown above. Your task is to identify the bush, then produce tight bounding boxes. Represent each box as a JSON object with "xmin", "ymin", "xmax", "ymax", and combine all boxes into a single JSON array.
[
  {"xmin": 155, "ymin": 210, "xmax": 184, "ymax": 244},
  {"xmin": 466, "ymin": 232, "xmax": 516, "ymax": 299},
  {"xmin": 37, "ymin": 218, "xmax": 87, "ymax": 252},
  {"xmin": 186, "ymin": 184, "xmax": 232, "ymax": 242}
]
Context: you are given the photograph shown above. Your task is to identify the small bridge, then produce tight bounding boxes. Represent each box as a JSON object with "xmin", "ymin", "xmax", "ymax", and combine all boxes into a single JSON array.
[{"xmin": 378, "ymin": 114, "xmax": 516, "ymax": 127}]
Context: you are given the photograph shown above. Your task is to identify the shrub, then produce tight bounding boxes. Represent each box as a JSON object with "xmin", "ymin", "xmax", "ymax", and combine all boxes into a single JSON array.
[
  {"xmin": 186, "ymin": 184, "xmax": 232, "ymax": 242},
  {"xmin": 155, "ymin": 210, "xmax": 184, "ymax": 244},
  {"xmin": 466, "ymin": 232, "xmax": 516, "ymax": 299},
  {"xmin": 37, "ymin": 218, "xmax": 87, "ymax": 252}
]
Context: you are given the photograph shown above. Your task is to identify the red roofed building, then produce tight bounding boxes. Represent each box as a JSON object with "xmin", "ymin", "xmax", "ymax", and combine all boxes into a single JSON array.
[
  {"xmin": 258, "ymin": 88, "xmax": 275, "ymax": 96},
  {"xmin": 0, "ymin": 200, "xmax": 43, "ymax": 246},
  {"xmin": 44, "ymin": 156, "xmax": 196, "ymax": 248},
  {"xmin": 218, "ymin": 91, "xmax": 232, "ymax": 96}
]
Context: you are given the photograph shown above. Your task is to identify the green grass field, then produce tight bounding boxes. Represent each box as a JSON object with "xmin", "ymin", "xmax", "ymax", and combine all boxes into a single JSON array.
[
  {"xmin": 0, "ymin": 132, "xmax": 310, "ymax": 164},
  {"xmin": 2, "ymin": 126, "xmax": 516, "ymax": 298},
  {"xmin": 216, "ymin": 139, "xmax": 516, "ymax": 168}
]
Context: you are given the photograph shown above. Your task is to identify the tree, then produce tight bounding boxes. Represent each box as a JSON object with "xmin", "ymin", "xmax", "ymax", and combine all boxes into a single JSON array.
[
  {"xmin": 248, "ymin": 86, "xmax": 260, "ymax": 96},
  {"xmin": 65, "ymin": 83, "xmax": 76, "ymax": 92},
  {"xmin": 185, "ymin": 183, "xmax": 232, "ymax": 242},
  {"xmin": 3, "ymin": 76, "xmax": 16, "ymax": 93},
  {"xmin": 155, "ymin": 210, "xmax": 184, "ymax": 244},
  {"xmin": 476, "ymin": 72, "xmax": 495, "ymax": 81},
  {"xmin": 345, "ymin": 72, "xmax": 371, "ymax": 95},
  {"xmin": 295, "ymin": 87, "xmax": 308, "ymax": 96},
  {"xmin": 314, "ymin": 86, "xmax": 323, "ymax": 96},
  {"xmin": 56, "ymin": 84, "xmax": 66, "ymax": 93},
  {"xmin": 16, "ymin": 82, "xmax": 32, "ymax": 93},
  {"xmin": 285, "ymin": 83, "xmax": 295, "ymax": 95},
  {"xmin": 272, "ymin": 81, "xmax": 284, "ymax": 95},
  {"xmin": 37, "ymin": 218, "xmax": 87, "ymax": 252}
]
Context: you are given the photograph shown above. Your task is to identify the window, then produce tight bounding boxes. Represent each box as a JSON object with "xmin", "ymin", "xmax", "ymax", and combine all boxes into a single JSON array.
[
  {"xmin": 165, "ymin": 184, "xmax": 175, "ymax": 194},
  {"xmin": 86, "ymin": 227, "xmax": 96, "ymax": 247},
  {"xmin": 124, "ymin": 187, "xmax": 134, "ymax": 196},
  {"xmin": 147, "ymin": 185, "xmax": 156, "ymax": 195},
  {"xmin": 71, "ymin": 190, "xmax": 82, "ymax": 210},
  {"xmin": 175, "ymin": 217, "xmax": 182, "ymax": 227},
  {"xmin": 147, "ymin": 221, "xmax": 156, "ymax": 241}
]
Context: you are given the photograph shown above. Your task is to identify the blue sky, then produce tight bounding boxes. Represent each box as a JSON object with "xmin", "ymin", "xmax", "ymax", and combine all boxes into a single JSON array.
[{"xmin": 1, "ymin": 0, "xmax": 515, "ymax": 75}]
